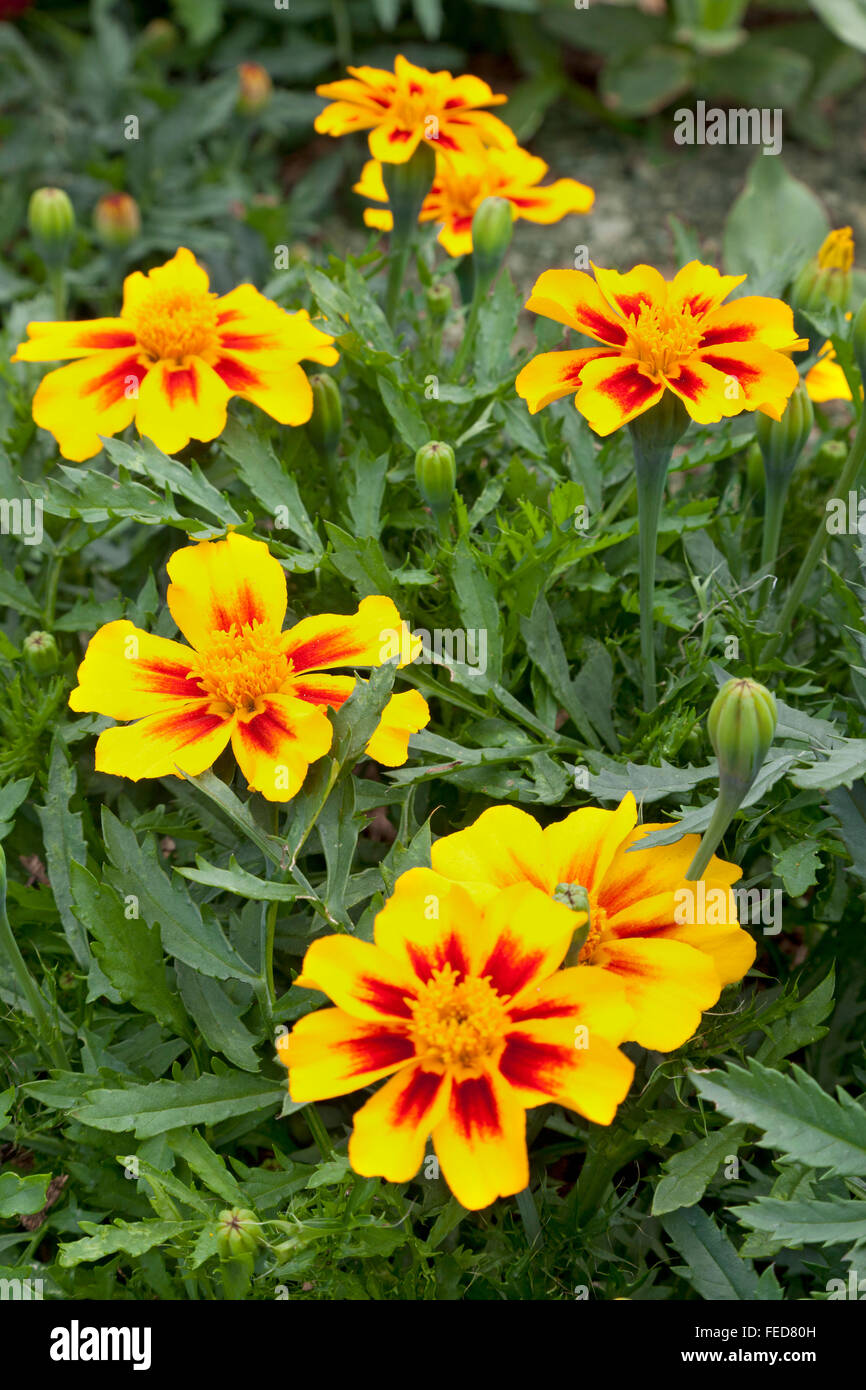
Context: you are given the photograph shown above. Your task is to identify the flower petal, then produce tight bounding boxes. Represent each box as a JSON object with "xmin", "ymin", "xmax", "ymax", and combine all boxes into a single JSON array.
[
  {"xmin": 515, "ymin": 348, "xmax": 620, "ymax": 414},
  {"xmin": 431, "ymin": 805, "xmax": 553, "ymax": 897},
  {"xmin": 349, "ymin": 1065, "xmax": 450, "ymax": 1183},
  {"xmin": 593, "ymin": 936, "xmax": 721, "ymax": 1051},
  {"xmin": 574, "ymin": 355, "xmax": 665, "ymax": 435},
  {"xmin": 292, "ymin": 935, "xmax": 419, "ymax": 1021},
  {"xmin": 365, "ymin": 689, "xmax": 430, "ymax": 766},
  {"xmin": 606, "ymin": 879, "xmax": 755, "ymax": 988},
  {"xmin": 215, "ymin": 357, "xmax": 315, "ymax": 426},
  {"xmin": 699, "ymin": 296, "xmax": 806, "ymax": 351},
  {"xmin": 663, "ymin": 356, "xmax": 746, "ymax": 425},
  {"xmin": 93, "ymin": 702, "xmax": 233, "ymax": 781},
  {"xmin": 282, "ymin": 594, "xmax": 420, "ymax": 674},
  {"xmin": 598, "ymin": 819, "xmax": 739, "ymax": 917},
  {"xmin": 134, "ymin": 356, "xmax": 230, "ymax": 455},
  {"xmin": 373, "ymin": 868, "xmax": 490, "ymax": 986},
  {"xmin": 29, "ymin": 350, "xmax": 143, "ymax": 462},
  {"xmin": 231, "ymin": 693, "xmax": 333, "ymax": 802},
  {"xmin": 279, "ymin": 1006, "xmax": 416, "ymax": 1101},
  {"xmin": 524, "ymin": 269, "xmax": 629, "ymax": 345},
  {"xmin": 166, "ymin": 532, "xmax": 287, "ymax": 651},
  {"xmin": 541, "ymin": 792, "xmax": 638, "ymax": 895},
  {"xmin": 432, "ymin": 1069, "xmax": 528, "ymax": 1210},
  {"xmin": 121, "ymin": 247, "xmax": 210, "ymax": 317},
  {"xmin": 477, "ymin": 883, "xmax": 579, "ymax": 1004},
  {"xmin": 13, "ymin": 317, "xmax": 136, "ymax": 362},
  {"xmin": 592, "ymin": 263, "xmax": 668, "ymax": 323},
  {"xmin": 69, "ymin": 620, "xmax": 200, "ymax": 719},
  {"xmin": 669, "ymin": 261, "xmax": 746, "ymax": 318}
]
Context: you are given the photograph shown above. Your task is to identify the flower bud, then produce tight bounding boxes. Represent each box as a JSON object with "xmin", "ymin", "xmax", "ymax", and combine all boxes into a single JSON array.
[
  {"xmin": 852, "ymin": 298, "xmax": 866, "ymax": 383},
  {"xmin": 811, "ymin": 438, "xmax": 848, "ymax": 480},
  {"xmin": 23, "ymin": 631, "xmax": 58, "ymax": 675},
  {"xmin": 215, "ymin": 1208, "xmax": 261, "ymax": 1259},
  {"xmin": 708, "ymin": 677, "xmax": 777, "ymax": 800},
  {"xmin": 382, "ymin": 141, "xmax": 436, "ymax": 242},
  {"xmin": 791, "ymin": 227, "xmax": 854, "ymax": 316},
  {"xmin": 471, "ymin": 196, "xmax": 513, "ymax": 288},
  {"xmin": 426, "ymin": 282, "xmax": 452, "ymax": 320},
  {"xmin": 28, "ymin": 188, "xmax": 76, "ymax": 266},
  {"xmin": 414, "ymin": 440, "xmax": 456, "ymax": 516},
  {"xmin": 755, "ymin": 379, "xmax": 813, "ymax": 479},
  {"xmin": 93, "ymin": 192, "xmax": 141, "ymax": 249},
  {"xmin": 237, "ymin": 62, "xmax": 272, "ymax": 115},
  {"xmin": 139, "ymin": 18, "xmax": 178, "ymax": 56},
  {"xmin": 307, "ymin": 374, "xmax": 342, "ymax": 459}
]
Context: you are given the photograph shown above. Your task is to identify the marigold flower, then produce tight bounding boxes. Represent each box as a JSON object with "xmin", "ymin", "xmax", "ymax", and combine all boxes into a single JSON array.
[
  {"xmin": 804, "ymin": 343, "xmax": 852, "ymax": 403},
  {"xmin": 428, "ymin": 793, "xmax": 755, "ymax": 1052},
  {"xmin": 315, "ymin": 54, "xmax": 515, "ymax": 164},
  {"xmin": 354, "ymin": 146, "xmax": 594, "ymax": 256},
  {"xmin": 12, "ymin": 247, "xmax": 337, "ymax": 461},
  {"xmin": 515, "ymin": 260, "xmax": 806, "ymax": 436},
  {"xmin": 279, "ymin": 872, "xmax": 636, "ymax": 1209},
  {"xmin": 68, "ymin": 533, "xmax": 429, "ymax": 801}
]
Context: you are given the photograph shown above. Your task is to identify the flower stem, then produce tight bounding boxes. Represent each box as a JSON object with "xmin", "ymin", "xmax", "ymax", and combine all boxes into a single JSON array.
[
  {"xmin": 684, "ymin": 788, "xmax": 741, "ymax": 882},
  {"xmin": 633, "ymin": 443, "xmax": 671, "ymax": 710},
  {"xmin": 0, "ymin": 846, "xmax": 68, "ymax": 1070},
  {"xmin": 763, "ymin": 406, "xmax": 866, "ymax": 661},
  {"xmin": 384, "ymin": 238, "xmax": 411, "ymax": 326},
  {"xmin": 49, "ymin": 265, "xmax": 66, "ymax": 319},
  {"xmin": 305, "ymin": 1102, "xmax": 334, "ymax": 1160},
  {"xmin": 760, "ymin": 468, "xmax": 792, "ymax": 571},
  {"xmin": 452, "ymin": 286, "xmax": 483, "ymax": 379}
]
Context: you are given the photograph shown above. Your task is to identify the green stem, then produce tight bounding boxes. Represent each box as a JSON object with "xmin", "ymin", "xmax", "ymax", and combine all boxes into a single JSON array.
[
  {"xmin": 452, "ymin": 283, "xmax": 484, "ymax": 379},
  {"xmin": 763, "ymin": 406, "xmax": 866, "ymax": 662},
  {"xmin": 305, "ymin": 1102, "xmax": 334, "ymax": 1160},
  {"xmin": 573, "ymin": 1070, "xmax": 670, "ymax": 1226},
  {"xmin": 49, "ymin": 265, "xmax": 66, "ymax": 319},
  {"xmin": 633, "ymin": 444, "xmax": 671, "ymax": 710},
  {"xmin": 684, "ymin": 788, "xmax": 741, "ymax": 882},
  {"xmin": 330, "ymin": 0, "xmax": 352, "ymax": 65},
  {"xmin": 760, "ymin": 468, "xmax": 792, "ymax": 572},
  {"xmin": 384, "ymin": 238, "xmax": 411, "ymax": 327},
  {"xmin": 0, "ymin": 847, "xmax": 68, "ymax": 1070},
  {"xmin": 515, "ymin": 1186, "xmax": 542, "ymax": 1247}
]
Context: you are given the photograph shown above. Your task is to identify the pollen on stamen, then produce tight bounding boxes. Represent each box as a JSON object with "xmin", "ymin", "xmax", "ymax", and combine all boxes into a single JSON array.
[
  {"xmin": 196, "ymin": 621, "xmax": 293, "ymax": 711},
  {"xmin": 409, "ymin": 965, "xmax": 508, "ymax": 1073}
]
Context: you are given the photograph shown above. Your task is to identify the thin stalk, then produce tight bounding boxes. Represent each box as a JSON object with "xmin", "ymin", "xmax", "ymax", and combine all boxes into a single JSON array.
[
  {"xmin": 763, "ymin": 406, "xmax": 866, "ymax": 661},
  {"xmin": 684, "ymin": 790, "xmax": 741, "ymax": 882},
  {"xmin": 633, "ymin": 445, "xmax": 671, "ymax": 710},
  {"xmin": 305, "ymin": 1102, "xmax": 335, "ymax": 1160},
  {"xmin": 49, "ymin": 265, "xmax": 66, "ymax": 319},
  {"xmin": 384, "ymin": 239, "xmax": 411, "ymax": 326},
  {"xmin": 452, "ymin": 283, "xmax": 484, "ymax": 379},
  {"xmin": 760, "ymin": 469, "xmax": 793, "ymax": 571},
  {"xmin": 515, "ymin": 1186, "xmax": 543, "ymax": 1247},
  {"xmin": 0, "ymin": 848, "xmax": 68, "ymax": 1070}
]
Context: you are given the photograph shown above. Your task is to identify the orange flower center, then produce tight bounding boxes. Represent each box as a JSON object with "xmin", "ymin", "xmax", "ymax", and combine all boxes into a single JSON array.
[
  {"xmin": 131, "ymin": 285, "xmax": 220, "ymax": 365},
  {"xmin": 576, "ymin": 903, "xmax": 609, "ymax": 964},
  {"xmin": 409, "ymin": 965, "xmax": 507, "ymax": 1075},
  {"xmin": 391, "ymin": 87, "xmax": 431, "ymax": 130},
  {"xmin": 195, "ymin": 622, "xmax": 291, "ymax": 712},
  {"xmin": 626, "ymin": 300, "xmax": 703, "ymax": 376}
]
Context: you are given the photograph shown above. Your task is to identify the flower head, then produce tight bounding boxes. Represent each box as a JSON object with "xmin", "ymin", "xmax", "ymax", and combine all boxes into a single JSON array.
[
  {"xmin": 804, "ymin": 341, "xmax": 853, "ymax": 404},
  {"xmin": 279, "ymin": 871, "xmax": 636, "ymax": 1209},
  {"xmin": 428, "ymin": 793, "xmax": 755, "ymax": 1051},
  {"xmin": 315, "ymin": 54, "xmax": 515, "ymax": 164},
  {"xmin": 515, "ymin": 260, "xmax": 806, "ymax": 436},
  {"xmin": 817, "ymin": 227, "xmax": 855, "ymax": 273},
  {"xmin": 69, "ymin": 533, "xmax": 429, "ymax": 801},
  {"xmin": 354, "ymin": 146, "xmax": 594, "ymax": 256},
  {"xmin": 93, "ymin": 192, "xmax": 141, "ymax": 248},
  {"xmin": 12, "ymin": 247, "xmax": 337, "ymax": 461}
]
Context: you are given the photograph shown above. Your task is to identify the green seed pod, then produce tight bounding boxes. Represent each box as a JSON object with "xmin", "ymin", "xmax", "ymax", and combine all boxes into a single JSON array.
[
  {"xmin": 708, "ymin": 677, "xmax": 777, "ymax": 800},
  {"xmin": 28, "ymin": 188, "xmax": 76, "ymax": 266},
  {"xmin": 23, "ymin": 631, "xmax": 59, "ymax": 675},
  {"xmin": 307, "ymin": 374, "xmax": 342, "ymax": 459},
  {"xmin": 426, "ymin": 282, "xmax": 452, "ymax": 320},
  {"xmin": 215, "ymin": 1208, "xmax": 261, "ymax": 1259},
  {"xmin": 755, "ymin": 379, "xmax": 814, "ymax": 480},
  {"xmin": 471, "ymin": 196, "xmax": 514, "ymax": 289},
  {"xmin": 414, "ymin": 440, "xmax": 456, "ymax": 516}
]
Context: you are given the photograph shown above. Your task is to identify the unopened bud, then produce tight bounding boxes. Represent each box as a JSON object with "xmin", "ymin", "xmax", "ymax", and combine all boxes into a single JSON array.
[
  {"xmin": 237, "ymin": 62, "xmax": 272, "ymax": 115},
  {"xmin": 23, "ymin": 631, "xmax": 58, "ymax": 675},
  {"xmin": 852, "ymin": 299, "xmax": 866, "ymax": 383},
  {"xmin": 755, "ymin": 379, "xmax": 813, "ymax": 480},
  {"xmin": 139, "ymin": 18, "xmax": 178, "ymax": 56},
  {"xmin": 471, "ymin": 196, "xmax": 513, "ymax": 288},
  {"xmin": 414, "ymin": 440, "xmax": 456, "ymax": 516},
  {"xmin": 791, "ymin": 227, "xmax": 854, "ymax": 316},
  {"xmin": 426, "ymin": 282, "xmax": 451, "ymax": 320},
  {"xmin": 708, "ymin": 677, "xmax": 777, "ymax": 801},
  {"xmin": 812, "ymin": 438, "xmax": 848, "ymax": 479},
  {"xmin": 307, "ymin": 374, "xmax": 342, "ymax": 459},
  {"xmin": 215, "ymin": 1208, "xmax": 261, "ymax": 1259},
  {"xmin": 28, "ymin": 188, "xmax": 76, "ymax": 266},
  {"xmin": 93, "ymin": 193, "xmax": 141, "ymax": 249}
]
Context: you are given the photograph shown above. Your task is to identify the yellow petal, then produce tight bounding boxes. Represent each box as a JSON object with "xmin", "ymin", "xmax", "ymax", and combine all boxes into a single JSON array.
[
  {"xmin": 593, "ymin": 936, "xmax": 721, "ymax": 1051},
  {"xmin": 524, "ymin": 268, "xmax": 629, "ymax": 345},
  {"xmin": 573, "ymin": 355, "xmax": 665, "ymax": 436},
  {"xmin": 29, "ymin": 350, "xmax": 142, "ymax": 462},
  {"xmin": 93, "ymin": 702, "xmax": 233, "ymax": 781},
  {"xmin": 432, "ymin": 1068, "xmax": 528, "ymax": 1210},
  {"xmin": 292, "ymin": 935, "xmax": 419, "ymax": 1022},
  {"xmin": 12, "ymin": 317, "xmax": 135, "ymax": 362},
  {"xmin": 230, "ymin": 693, "xmax": 333, "ymax": 802},
  {"xmin": 431, "ymin": 804, "xmax": 553, "ymax": 896},
  {"xmin": 373, "ymin": 868, "xmax": 492, "ymax": 985},
  {"xmin": 349, "ymin": 1065, "xmax": 450, "ymax": 1183},
  {"xmin": 365, "ymin": 689, "xmax": 430, "ymax": 767},
  {"xmin": 166, "ymin": 532, "xmax": 288, "ymax": 651},
  {"xmin": 133, "ymin": 356, "xmax": 230, "ymax": 455},
  {"xmin": 282, "ymin": 594, "xmax": 420, "ymax": 674},
  {"xmin": 515, "ymin": 348, "xmax": 620, "ymax": 414},
  {"xmin": 69, "ymin": 620, "xmax": 199, "ymax": 719},
  {"xmin": 279, "ymin": 1006, "xmax": 415, "ymax": 1101},
  {"xmin": 541, "ymin": 792, "xmax": 638, "ymax": 894}
]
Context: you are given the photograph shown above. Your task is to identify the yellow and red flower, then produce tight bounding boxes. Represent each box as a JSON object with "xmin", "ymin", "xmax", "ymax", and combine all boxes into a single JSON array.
[
  {"xmin": 354, "ymin": 146, "xmax": 594, "ymax": 257},
  {"xmin": 12, "ymin": 248, "xmax": 337, "ymax": 461},
  {"xmin": 315, "ymin": 54, "xmax": 515, "ymax": 164},
  {"xmin": 428, "ymin": 793, "xmax": 756, "ymax": 1052},
  {"xmin": 804, "ymin": 340, "xmax": 853, "ymax": 404},
  {"xmin": 515, "ymin": 260, "xmax": 806, "ymax": 436},
  {"xmin": 69, "ymin": 533, "xmax": 429, "ymax": 801},
  {"xmin": 279, "ymin": 871, "xmax": 635, "ymax": 1209}
]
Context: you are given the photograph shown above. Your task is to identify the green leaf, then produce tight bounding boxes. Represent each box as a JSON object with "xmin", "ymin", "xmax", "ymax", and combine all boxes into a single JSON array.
[
  {"xmin": 723, "ymin": 155, "xmax": 828, "ymax": 294},
  {"xmin": 0, "ymin": 775, "xmax": 32, "ymax": 840},
  {"xmin": 378, "ymin": 375, "xmax": 429, "ymax": 454},
  {"xmin": 652, "ymin": 1124, "xmax": 747, "ymax": 1216},
  {"xmin": 520, "ymin": 592, "xmax": 598, "ymax": 744},
  {"xmin": 808, "ymin": 0, "xmax": 866, "ymax": 53},
  {"xmin": 772, "ymin": 839, "xmax": 823, "ymax": 896},
  {"xmin": 58, "ymin": 1219, "xmax": 190, "ymax": 1267},
  {"xmin": 730, "ymin": 1195, "xmax": 866, "ymax": 1246},
  {"xmin": 662, "ymin": 1206, "xmax": 765, "ymax": 1300},
  {"xmin": 175, "ymin": 963, "xmax": 261, "ymax": 1073},
  {"xmin": 35, "ymin": 739, "xmax": 89, "ymax": 967},
  {"xmin": 166, "ymin": 1128, "xmax": 246, "ymax": 1207},
  {"xmin": 0, "ymin": 1170, "xmax": 50, "ymax": 1218},
  {"xmin": 101, "ymin": 810, "xmax": 257, "ymax": 983},
  {"xmin": 70, "ymin": 862, "xmax": 189, "ymax": 1036},
  {"xmin": 692, "ymin": 1057, "xmax": 866, "ymax": 1177},
  {"xmin": 175, "ymin": 855, "xmax": 303, "ymax": 902},
  {"xmin": 73, "ymin": 1071, "xmax": 287, "ymax": 1138},
  {"xmin": 451, "ymin": 539, "xmax": 502, "ymax": 685}
]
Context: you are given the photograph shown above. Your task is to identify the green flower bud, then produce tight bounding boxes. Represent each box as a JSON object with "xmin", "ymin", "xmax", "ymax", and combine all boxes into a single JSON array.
[
  {"xmin": 237, "ymin": 62, "xmax": 272, "ymax": 116},
  {"xmin": 307, "ymin": 374, "xmax": 342, "ymax": 459},
  {"xmin": 139, "ymin": 18, "xmax": 178, "ymax": 56},
  {"xmin": 852, "ymin": 298, "xmax": 866, "ymax": 383},
  {"xmin": 755, "ymin": 379, "xmax": 813, "ymax": 480},
  {"xmin": 790, "ymin": 228, "xmax": 854, "ymax": 316},
  {"xmin": 414, "ymin": 440, "xmax": 456, "ymax": 516},
  {"xmin": 93, "ymin": 193, "xmax": 141, "ymax": 249},
  {"xmin": 382, "ymin": 141, "xmax": 436, "ymax": 243},
  {"xmin": 28, "ymin": 188, "xmax": 76, "ymax": 266},
  {"xmin": 811, "ymin": 438, "xmax": 848, "ymax": 480},
  {"xmin": 215, "ymin": 1208, "xmax": 261, "ymax": 1259},
  {"xmin": 23, "ymin": 631, "xmax": 59, "ymax": 675},
  {"xmin": 471, "ymin": 196, "xmax": 513, "ymax": 289},
  {"xmin": 426, "ymin": 282, "xmax": 452, "ymax": 320},
  {"xmin": 708, "ymin": 677, "xmax": 777, "ymax": 800}
]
